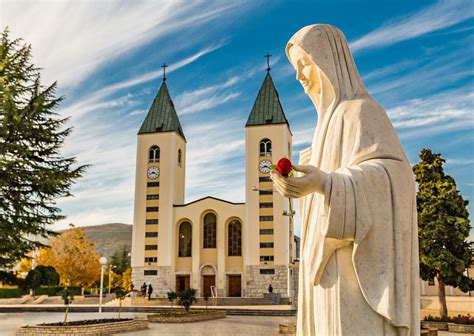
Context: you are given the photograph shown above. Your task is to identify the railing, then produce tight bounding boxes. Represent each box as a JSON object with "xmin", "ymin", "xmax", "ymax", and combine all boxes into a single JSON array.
[{"xmin": 210, "ymin": 286, "xmax": 217, "ymax": 306}]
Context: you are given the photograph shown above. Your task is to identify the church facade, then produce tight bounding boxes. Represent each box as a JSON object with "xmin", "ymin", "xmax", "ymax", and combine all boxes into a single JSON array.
[{"xmin": 131, "ymin": 69, "xmax": 298, "ymax": 299}]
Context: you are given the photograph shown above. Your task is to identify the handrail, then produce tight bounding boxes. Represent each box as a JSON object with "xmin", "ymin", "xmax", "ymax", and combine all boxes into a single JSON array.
[{"xmin": 210, "ymin": 285, "xmax": 217, "ymax": 306}]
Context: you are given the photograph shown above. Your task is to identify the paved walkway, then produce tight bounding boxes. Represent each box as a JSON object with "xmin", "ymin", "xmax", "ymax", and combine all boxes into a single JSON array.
[
  {"xmin": 0, "ymin": 312, "xmax": 294, "ymax": 336},
  {"xmin": 1, "ymin": 312, "xmax": 468, "ymax": 335}
]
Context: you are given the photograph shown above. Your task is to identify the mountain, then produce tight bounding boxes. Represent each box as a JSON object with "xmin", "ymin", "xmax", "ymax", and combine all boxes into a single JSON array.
[{"xmin": 61, "ymin": 223, "xmax": 132, "ymax": 259}]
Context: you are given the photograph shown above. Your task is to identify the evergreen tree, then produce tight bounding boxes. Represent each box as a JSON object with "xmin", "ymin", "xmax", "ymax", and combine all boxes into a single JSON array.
[
  {"xmin": 110, "ymin": 246, "xmax": 131, "ymax": 275},
  {"xmin": 413, "ymin": 148, "xmax": 473, "ymax": 318},
  {"xmin": 0, "ymin": 29, "xmax": 86, "ymax": 268}
]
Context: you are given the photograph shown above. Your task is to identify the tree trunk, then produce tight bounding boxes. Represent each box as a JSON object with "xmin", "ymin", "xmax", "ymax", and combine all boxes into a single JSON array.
[
  {"xmin": 118, "ymin": 299, "xmax": 122, "ymax": 319},
  {"xmin": 437, "ymin": 275, "xmax": 448, "ymax": 318},
  {"xmin": 63, "ymin": 304, "xmax": 69, "ymax": 325}
]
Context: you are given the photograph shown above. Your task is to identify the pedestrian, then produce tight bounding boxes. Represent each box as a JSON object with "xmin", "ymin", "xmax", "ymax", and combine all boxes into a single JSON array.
[
  {"xmin": 147, "ymin": 284, "xmax": 153, "ymax": 300},
  {"xmin": 141, "ymin": 282, "xmax": 147, "ymax": 297},
  {"xmin": 268, "ymin": 284, "xmax": 273, "ymax": 293}
]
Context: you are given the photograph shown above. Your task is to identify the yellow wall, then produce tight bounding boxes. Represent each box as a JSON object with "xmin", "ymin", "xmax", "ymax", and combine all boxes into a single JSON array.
[
  {"xmin": 245, "ymin": 124, "xmax": 292, "ymax": 267},
  {"xmin": 173, "ymin": 198, "xmax": 244, "ymax": 294},
  {"xmin": 131, "ymin": 131, "xmax": 186, "ymax": 269}
]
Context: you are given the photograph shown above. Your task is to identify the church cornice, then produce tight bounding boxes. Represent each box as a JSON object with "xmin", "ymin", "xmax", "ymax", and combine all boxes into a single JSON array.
[{"xmin": 173, "ymin": 196, "xmax": 245, "ymax": 207}]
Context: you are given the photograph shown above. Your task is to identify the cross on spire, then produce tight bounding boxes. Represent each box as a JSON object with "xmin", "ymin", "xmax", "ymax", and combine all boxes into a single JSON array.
[
  {"xmin": 161, "ymin": 63, "xmax": 168, "ymax": 82},
  {"xmin": 265, "ymin": 53, "xmax": 272, "ymax": 72}
]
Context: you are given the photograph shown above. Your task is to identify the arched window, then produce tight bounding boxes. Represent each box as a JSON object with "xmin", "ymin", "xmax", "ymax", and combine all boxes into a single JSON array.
[
  {"xmin": 178, "ymin": 222, "xmax": 192, "ymax": 257},
  {"xmin": 149, "ymin": 146, "xmax": 160, "ymax": 162},
  {"xmin": 178, "ymin": 149, "xmax": 182, "ymax": 167},
  {"xmin": 203, "ymin": 213, "xmax": 216, "ymax": 248},
  {"xmin": 259, "ymin": 139, "xmax": 272, "ymax": 157},
  {"xmin": 228, "ymin": 219, "xmax": 242, "ymax": 256}
]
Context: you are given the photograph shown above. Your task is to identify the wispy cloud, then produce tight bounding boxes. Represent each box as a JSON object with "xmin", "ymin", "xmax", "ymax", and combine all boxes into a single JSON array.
[
  {"xmin": 175, "ymin": 76, "xmax": 242, "ymax": 115},
  {"xmin": 2, "ymin": 1, "xmax": 242, "ymax": 89},
  {"xmin": 183, "ymin": 116, "xmax": 247, "ymax": 202},
  {"xmin": 350, "ymin": 0, "xmax": 473, "ymax": 52},
  {"xmin": 388, "ymin": 88, "xmax": 474, "ymax": 139}
]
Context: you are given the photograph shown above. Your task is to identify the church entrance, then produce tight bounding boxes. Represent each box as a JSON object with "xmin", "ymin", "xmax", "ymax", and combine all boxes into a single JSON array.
[
  {"xmin": 202, "ymin": 275, "xmax": 215, "ymax": 297},
  {"xmin": 201, "ymin": 265, "xmax": 216, "ymax": 297},
  {"xmin": 176, "ymin": 275, "xmax": 190, "ymax": 293},
  {"xmin": 228, "ymin": 275, "xmax": 241, "ymax": 297}
]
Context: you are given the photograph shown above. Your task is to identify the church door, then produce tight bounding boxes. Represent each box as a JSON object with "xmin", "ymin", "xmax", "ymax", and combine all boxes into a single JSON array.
[
  {"xmin": 176, "ymin": 275, "xmax": 190, "ymax": 293},
  {"xmin": 202, "ymin": 275, "xmax": 215, "ymax": 297},
  {"xmin": 228, "ymin": 275, "xmax": 241, "ymax": 297}
]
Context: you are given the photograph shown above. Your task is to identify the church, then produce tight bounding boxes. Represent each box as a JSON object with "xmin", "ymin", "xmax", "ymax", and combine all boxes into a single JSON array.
[{"xmin": 131, "ymin": 65, "xmax": 298, "ymax": 299}]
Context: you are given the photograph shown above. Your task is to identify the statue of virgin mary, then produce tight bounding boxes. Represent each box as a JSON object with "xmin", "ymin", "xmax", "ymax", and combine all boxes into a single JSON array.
[{"xmin": 271, "ymin": 24, "xmax": 420, "ymax": 335}]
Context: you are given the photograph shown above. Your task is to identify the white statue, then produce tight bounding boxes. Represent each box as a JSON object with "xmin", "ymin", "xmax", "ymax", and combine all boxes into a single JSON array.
[{"xmin": 271, "ymin": 24, "xmax": 420, "ymax": 335}]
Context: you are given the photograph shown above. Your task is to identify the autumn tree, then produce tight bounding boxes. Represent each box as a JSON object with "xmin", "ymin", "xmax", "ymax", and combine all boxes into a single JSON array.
[
  {"xmin": 39, "ymin": 225, "xmax": 100, "ymax": 288},
  {"xmin": 0, "ymin": 29, "xmax": 86, "ymax": 269},
  {"xmin": 413, "ymin": 148, "xmax": 473, "ymax": 318}
]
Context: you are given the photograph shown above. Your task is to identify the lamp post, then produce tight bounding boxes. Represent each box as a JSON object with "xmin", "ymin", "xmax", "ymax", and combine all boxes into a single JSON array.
[{"xmin": 99, "ymin": 256, "xmax": 107, "ymax": 313}]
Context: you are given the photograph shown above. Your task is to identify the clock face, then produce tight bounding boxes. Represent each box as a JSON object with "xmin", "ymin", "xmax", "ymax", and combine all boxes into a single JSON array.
[
  {"xmin": 147, "ymin": 166, "xmax": 160, "ymax": 179},
  {"xmin": 259, "ymin": 160, "xmax": 272, "ymax": 174}
]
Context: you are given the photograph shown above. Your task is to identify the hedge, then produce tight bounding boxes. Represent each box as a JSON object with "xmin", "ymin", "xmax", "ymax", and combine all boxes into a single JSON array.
[
  {"xmin": 0, "ymin": 286, "xmax": 83, "ymax": 298},
  {"xmin": 35, "ymin": 286, "xmax": 82, "ymax": 296},
  {"xmin": 0, "ymin": 287, "xmax": 27, "ymax": 298}
]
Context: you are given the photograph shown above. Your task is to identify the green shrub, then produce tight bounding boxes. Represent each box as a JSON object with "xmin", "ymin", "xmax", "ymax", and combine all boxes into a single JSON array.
[
  {"xmin": 0, "ymin": 287, "xmax": 26, "ymax": 298},
  {"xmin": 35, "ymin": 286, "xmax": 81, "ymax": 296}
]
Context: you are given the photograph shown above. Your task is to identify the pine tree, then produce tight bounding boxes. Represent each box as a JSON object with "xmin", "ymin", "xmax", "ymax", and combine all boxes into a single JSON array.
[
  {"xmin": 0, "ymin": 29, "xmax": 86, "ymax": 268},
  {"xmin": 413, "ymin": 148, "xmax": 473, "ymax": 318},
  {"xmin": 110, "ymin": 246, "xmax": 131, "ymax": 275}
]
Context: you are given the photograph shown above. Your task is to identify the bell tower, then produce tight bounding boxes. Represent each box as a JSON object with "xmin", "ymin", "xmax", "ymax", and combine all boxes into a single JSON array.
[
  {"xmin": 131, "ymin": 72, "xmax": 186, "ymax": 297},
  {"xmin": 244, "ymin": 63, "xmax": 293, "ymax": 297}
]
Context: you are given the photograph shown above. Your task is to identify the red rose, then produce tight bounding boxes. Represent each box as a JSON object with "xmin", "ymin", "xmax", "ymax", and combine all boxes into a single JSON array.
[{"xmin": 277, "ymin": 158, "xmax": 293, "ymax": 176}]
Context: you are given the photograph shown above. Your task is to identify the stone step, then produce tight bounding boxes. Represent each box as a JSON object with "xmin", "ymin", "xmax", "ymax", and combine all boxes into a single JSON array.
[{"xmin": 131, "ymin": 296, "xmax": 284, "ymax": 306}]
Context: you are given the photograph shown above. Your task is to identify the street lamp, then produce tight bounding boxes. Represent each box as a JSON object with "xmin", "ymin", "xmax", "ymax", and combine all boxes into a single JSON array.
[{"xmin": 99, "ymin": 256, "xmax": 107, "ymax": 313}]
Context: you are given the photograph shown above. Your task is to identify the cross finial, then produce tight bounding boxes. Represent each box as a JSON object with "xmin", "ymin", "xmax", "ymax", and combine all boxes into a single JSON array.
[
  {"xmin": 265, "ymin": 53, "xmax": 272, "ymax": 72},
  {"xmin": 161, "ymin": 63, "xmax": 168, "ymax": 82}
]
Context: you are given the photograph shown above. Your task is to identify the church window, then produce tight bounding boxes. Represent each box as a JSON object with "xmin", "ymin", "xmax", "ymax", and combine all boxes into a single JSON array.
[
  {"xmin": 428, "ymin": 278, "xmax": 435, "ymax": 286},
  {"xmin": 178, "ymin": 221, "xmax": 192, "ymax": 257},
  {"xmin": 146, "ymin": 219, "xmax": 158, "ymax": 225},
  {"xmin": 259, "ymin": 202, "xmax": 273, "ymax": 208},
  {"xmin": 146, "ymin": 207, "xmax": 159, "ymax": 212},
  {"xmin": 260, "ymin": 216, "xmax": 273, "ymax": 221},
  {"xmin": 228, "ymin": 219, "xmax": 242, "ymax": 256},
  {"xmin": 259, "ymin": 176, "xmax": 272, "ymax": 182},
  {"xmin": 203, "ymin": 213, "xmax": 217, "ymax": 248},
  {"xmin": 147, "ymin": 194, "xmax": 159, "ymax": 200},
  {"xmin": 144, "ymin": 257, "xmax": 157, "ymax": 263},
  {"xmin": 259, "ymin": 190, "xmax": 272, "ymax": 195},
  {"xmin": 260, "ymin": 269, "xmax": 275, "ymax": 275},
  {"xmin": 259, "ymin": 139, "xmax": 272, "ymax": 156},
  {"xmin": 260, "ymin": 229, "xmax": 273, "ymax": 235},
  {"xmin": 149, "ymin": 145, "xmax": 160, "ymax": 162},
  {"xmin": 260, "ymin": 242, "xmax": 274, "ymax": 248},
  {"xmin": 145, "ymin": 232, "xmax": 158, "ymax": 237},
  {"xmin": 147, "ymin": 182, "xmax": 159, "ymax": 187},
  {"xmin": 178, "ymin": 149, "xmax": 182, "ymax": 167},
  {"xmin": 144, "ymin": 270, "xmax": 157, "ymax": 276},
  {"xmin": 260, "ymin": 255, "xmax": 274, "ymax": 261},
  {"xmin": 145, "ymin": 244, "xmax": 158, "ymax": 250}
]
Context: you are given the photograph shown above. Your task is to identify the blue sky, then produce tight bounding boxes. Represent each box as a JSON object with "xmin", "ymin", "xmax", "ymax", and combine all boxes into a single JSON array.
[{"xmin": 2, "ymin": 0, "xmax": 473, "ymax": 237}]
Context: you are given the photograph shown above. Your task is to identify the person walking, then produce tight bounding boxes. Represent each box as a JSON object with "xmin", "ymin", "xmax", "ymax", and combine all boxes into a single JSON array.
[
  {"xmin": 140, "ymin": 282, "xmax": 147, "ymax": 297},
  {"xmin": 147, "ymin": 284, "xmax": 153, "ymax": 300}
]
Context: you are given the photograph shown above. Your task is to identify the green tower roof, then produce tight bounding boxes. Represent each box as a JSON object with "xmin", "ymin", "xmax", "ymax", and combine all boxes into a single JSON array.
[
  {"xmin": 138, "ymin": 82, "xmax": 186, "ymax": 141},
  {"xmin": 245, "ymin": 72, "xmax": 290, "ymax": 128}
]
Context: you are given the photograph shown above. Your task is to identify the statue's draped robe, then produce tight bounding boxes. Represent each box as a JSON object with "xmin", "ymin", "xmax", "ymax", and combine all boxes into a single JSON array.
[{"xmin": 287, "ymin": 25, "xmax": 420, "ymax": 336}]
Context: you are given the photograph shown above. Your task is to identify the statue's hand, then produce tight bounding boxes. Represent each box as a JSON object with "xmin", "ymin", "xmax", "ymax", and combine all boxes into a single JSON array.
[{"xmin": 270, "ymin": 164, "xmax": 327, "ymax": 198}]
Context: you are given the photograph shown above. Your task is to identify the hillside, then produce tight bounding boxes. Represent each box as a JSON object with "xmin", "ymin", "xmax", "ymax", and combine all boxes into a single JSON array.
[{"xmin": 61, "ymin": 223, "xmax": 132, "ymax": 259}]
